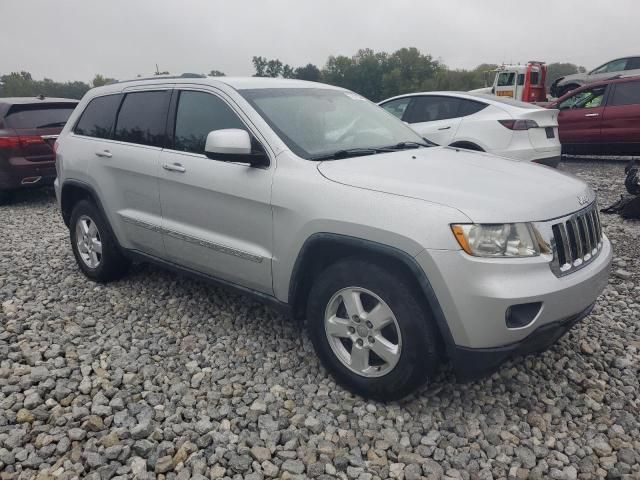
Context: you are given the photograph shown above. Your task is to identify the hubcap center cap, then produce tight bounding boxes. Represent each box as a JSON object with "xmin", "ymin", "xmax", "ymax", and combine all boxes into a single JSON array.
[{"xmin": 356, "ymin": 325, "xmax": 369, "ymax": 337}]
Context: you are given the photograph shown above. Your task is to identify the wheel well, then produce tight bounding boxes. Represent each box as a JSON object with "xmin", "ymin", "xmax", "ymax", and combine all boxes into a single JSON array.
[
  {"xmin": 449, "ymin": 141, "xmax": 484, "ymax": 152},
  {"xmin": 60, "ymin": 184, "xmax": 94, "ymax": 227},
  {"xmin": 289, "ymin": 235, "xmax": 450, "ymax": 353}
]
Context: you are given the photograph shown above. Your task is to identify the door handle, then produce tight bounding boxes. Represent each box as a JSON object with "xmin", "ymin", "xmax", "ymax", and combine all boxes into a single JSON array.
[
  {"xmin": 584, "ymin": 113, "xmax": 600, "ymax": 117},
  {"xmin": 162, "ymin": 162, "xmax": 186, "ymax": 173},
  {"xmin": 438, "ymin": 126, "xmax": 451, "ymax": 130},
  {"xmin": 95, "ymin": 150, "xmax": 112, "ymax": 158}
]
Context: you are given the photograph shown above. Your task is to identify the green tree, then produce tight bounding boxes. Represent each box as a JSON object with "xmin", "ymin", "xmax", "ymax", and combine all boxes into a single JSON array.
[
  {"xmin": 294, "ymin": 64, "xmax": 322, "ymax": 82},
  {"xmin": 546, "ymin": 62, "xmax": 586, "ymax": 87},
  {"xmin": 92, "ymin": 74, "xmax": 117, "ymax": 87}
]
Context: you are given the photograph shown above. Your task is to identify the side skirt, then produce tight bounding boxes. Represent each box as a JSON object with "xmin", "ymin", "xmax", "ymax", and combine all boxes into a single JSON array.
[{"xmin": 123, "ymin": 249, "xmax": 293, "ymax": 316}]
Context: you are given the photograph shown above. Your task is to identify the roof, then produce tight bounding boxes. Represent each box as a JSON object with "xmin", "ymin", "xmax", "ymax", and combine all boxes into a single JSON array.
[
  {"xmin": 0, "ymin": 96, "xmax": 79, "ymax": 105},
  {"xmin": 104, "ymin": 75, "xmax": 342, "ymax": 92},
  {"xmin": 379, "ymin": 91, "xmax": 544, "ymax": 110}
]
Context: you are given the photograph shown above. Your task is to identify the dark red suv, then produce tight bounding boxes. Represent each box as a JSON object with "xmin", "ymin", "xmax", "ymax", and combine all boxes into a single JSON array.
[
  {"xmin": 548, "ymin": 76, "xmax": 640, "ymax": 155},
  {"xmin": 0, "ymin": 96, "xmax": 78, "ymax": 203}
]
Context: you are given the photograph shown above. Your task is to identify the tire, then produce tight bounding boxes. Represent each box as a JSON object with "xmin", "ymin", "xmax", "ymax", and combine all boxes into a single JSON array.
[
  {"xmin": 306, "ymin": 258, "xmax": 441, "ymax": 401},
  {"xmin": 69, "ymin": 199, "xmax": 130, "ymax": 282}
]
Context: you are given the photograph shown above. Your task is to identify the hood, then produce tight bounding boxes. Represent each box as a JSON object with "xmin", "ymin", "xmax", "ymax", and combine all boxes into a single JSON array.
[
  {"xmin": 556, "ymin": 72, "xmax": 588, "ymax": 86},
  {"xmin": 317, "ymin": 147, "xmax": 594, "ymax": 223}
]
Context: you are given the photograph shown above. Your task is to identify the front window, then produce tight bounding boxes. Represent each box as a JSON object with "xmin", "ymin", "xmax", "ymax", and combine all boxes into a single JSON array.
[
  {"xmin": 239, "ymin": 88, "xmax": 426, "ymax": 159},
  {"xmin": 497, "ymin": 72, "xmax": 516, "ymax": 87},
  {"xmin": 559, "ymin": 87, "xmax": 606, "ymax": 110}
]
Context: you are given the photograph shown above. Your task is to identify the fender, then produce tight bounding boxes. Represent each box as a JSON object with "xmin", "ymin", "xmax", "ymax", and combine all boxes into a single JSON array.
[{"xmin": 288, "ymin": 232, "xmax": 457, "ymax": 359}]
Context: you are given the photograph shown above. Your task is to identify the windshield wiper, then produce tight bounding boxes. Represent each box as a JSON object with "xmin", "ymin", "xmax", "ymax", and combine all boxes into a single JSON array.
[
  {"xmin": 36, "ymin": 121, "xmax": 67, "ymax": 128},
  {"xmin": 311, "ymin": 148, "xmax": 385, "ymax": 161},
  {"xmin": 381, "ymin": 140, "xmax": 434, "ymax": 150}
]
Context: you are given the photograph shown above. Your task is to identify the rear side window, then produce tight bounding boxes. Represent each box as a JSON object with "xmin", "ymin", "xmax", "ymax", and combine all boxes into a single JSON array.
[
  {"xmin": 5, "ymin": 104, "xmax": 76, "ymax": 129},
  {"xmin": 529, "ymin": 71, "xmax": 540, "ymax": 85},
  {"xmin": 173, "ymin": 91, "xmax": 245, "ymax": 154},
  {"xmin": 75, "ymin": 95, "xmax": 121, "ymax": 139},
  {"xmin": 610, "ymin": 81, "xmax": 640, "ymax": 106},
  {"xmin": 626, "ymin": 57, "xmax": 640, "ymax": 70},
  {"xmin": 381, "ymin": 98, "xmax": 411, "ymax": 120},
  {"xmin": 457, "ymin": 99, "xmax": 488, "ymax": 117},
  {"xmin": 408, "ymin": 96, "xmax": 461, "ymax": 123},
  {"xmin": 114, "ymin": 91, "xmax": 170, "ymax": 147}
]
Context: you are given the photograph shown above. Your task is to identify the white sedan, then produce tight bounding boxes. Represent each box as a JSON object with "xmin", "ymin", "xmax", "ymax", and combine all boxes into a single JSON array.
[{"xmin": 379, "ymin": 92, "xmax": 561, "ymax": 167}]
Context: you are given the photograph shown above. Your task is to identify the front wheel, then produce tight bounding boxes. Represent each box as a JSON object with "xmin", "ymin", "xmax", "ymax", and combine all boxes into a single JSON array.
[
  {"xmin": 306, "ymin": 258, "xmax": 441, "ymax": 400},
  {"xmin": 70, "ymin": 200, "xmax": 130, "ymax": 282}
]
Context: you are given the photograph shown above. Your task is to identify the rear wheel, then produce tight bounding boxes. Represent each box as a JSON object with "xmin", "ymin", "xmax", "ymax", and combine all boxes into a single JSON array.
[
  {"xmin": 70, "ymin": 200, "xmax": 130, "ymax": 282},
  {"xmin": 306, "ymin": 258, "xmax": 441, "ymax": 400}
]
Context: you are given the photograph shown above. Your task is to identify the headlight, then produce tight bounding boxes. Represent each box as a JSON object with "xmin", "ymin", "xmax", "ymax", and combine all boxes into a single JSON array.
[{"xmin": 451, "ymin": 223, "xmax": 540, "ymax": 257}]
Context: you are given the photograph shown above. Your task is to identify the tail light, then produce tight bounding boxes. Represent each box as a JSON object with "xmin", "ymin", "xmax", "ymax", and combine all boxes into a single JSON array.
[
  {"xmin": 0, "ymin": 135, "xmax": 48, "ymax": 150},
  {"xmin": 498, "ymin": 119, "xmax": 539, "ymax": 130}
]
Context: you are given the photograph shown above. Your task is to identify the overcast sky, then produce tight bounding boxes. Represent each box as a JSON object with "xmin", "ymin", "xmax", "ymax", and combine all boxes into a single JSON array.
[{"xmin": 1, "ymin": 0, "xmax": 639, "ymax": 82}]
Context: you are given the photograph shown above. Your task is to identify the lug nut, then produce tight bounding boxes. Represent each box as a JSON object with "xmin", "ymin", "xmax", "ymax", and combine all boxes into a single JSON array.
[
  {"xmin": 366, "ymin": 321, "xmax": 373, "ymax": 329},
  {"xmin": 348, "ymin": 327, "xmax": 355, "ymax": 334},
  {"xmin": 356, "ymin": 338, "xmax": 364, "ymax": 347},
  {"xmin": 368, "ymin": 336, "xmax": 375, "ymax": 343},
  {"xmin": 352, "ymin": 315, "xmax": 360, "ymax": 323}
]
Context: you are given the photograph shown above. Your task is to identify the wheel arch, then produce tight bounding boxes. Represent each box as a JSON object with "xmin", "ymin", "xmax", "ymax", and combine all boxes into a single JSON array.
[
  {"xmin": 60, "ymin": 180, "xmax": 112, "ymax": 236},
  {"xmin": 288, "ymin": 233, "xmax": 457, "ymax": 358}
]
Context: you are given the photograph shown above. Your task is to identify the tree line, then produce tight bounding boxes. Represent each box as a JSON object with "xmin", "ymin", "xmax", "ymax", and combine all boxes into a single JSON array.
[{"xmin": 0, "ymin": 47, "xmax": 584, "ymax": 102}]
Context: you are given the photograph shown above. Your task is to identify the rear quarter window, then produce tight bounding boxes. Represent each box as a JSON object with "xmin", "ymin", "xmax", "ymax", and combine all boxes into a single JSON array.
[
  {"xmin": 75, "ymin": 94, "xmax": 122, "ymax": 139},
  {"xmin": 5, "ymin": 104, "xmax": 77, "ymax": 129},
  {"xmin": 457, "ymin": 99, "xmax": 488, "ymax": 117}
]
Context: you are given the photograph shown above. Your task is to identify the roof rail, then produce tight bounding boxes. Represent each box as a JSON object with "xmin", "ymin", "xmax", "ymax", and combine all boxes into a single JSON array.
[{"xmin": 117, "ymin": 73, "xmax": 207, "ymax": 84}]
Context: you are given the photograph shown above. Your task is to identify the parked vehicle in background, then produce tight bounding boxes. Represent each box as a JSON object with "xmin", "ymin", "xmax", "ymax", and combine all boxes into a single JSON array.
[
  {"xmin": 550, "ymin": 56, "xmax": 640, "ymax": 98},
  {"xmin": 547, "ymin": 76, "xmax": 640, "ymax": 155},
  {"xmin": 55, "ymin": 76, "xmax": 610, "ymax": 400},
  {"xmin": 489, "ymin": 62, "xmax": 548, "ymax": 103},
  {"xmin": 0, "ymin": 96, "xmax": 78, "ymax": 203},
  {"xmin": 379, "ymin": 91, "xmax": 561, "ymax": 166}
]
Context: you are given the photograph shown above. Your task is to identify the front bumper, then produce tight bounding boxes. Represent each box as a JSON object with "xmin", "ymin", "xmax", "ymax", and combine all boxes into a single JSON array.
[
  {"xmin": 452, "ymin": 302, "xmax": 594, "ymax": 380},
  {"xmin": 415, "ymin": 235, "xmax": 612, "ymax": 374}
]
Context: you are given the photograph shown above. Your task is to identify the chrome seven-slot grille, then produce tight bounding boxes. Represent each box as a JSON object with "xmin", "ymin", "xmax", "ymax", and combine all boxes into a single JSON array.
[{"xmin": 550, "ymin": 202, "xmax": 603, "ymax": 276}]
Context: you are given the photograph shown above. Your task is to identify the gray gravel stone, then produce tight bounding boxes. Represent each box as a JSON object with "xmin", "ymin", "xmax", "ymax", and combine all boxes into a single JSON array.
[{"xmin": 0, "ymin": 164, "xmax": 639, "ymax": 479}]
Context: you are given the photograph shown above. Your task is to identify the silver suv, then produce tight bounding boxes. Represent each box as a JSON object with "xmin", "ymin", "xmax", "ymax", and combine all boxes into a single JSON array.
[{"xmin": 55, "ymin": 76, "xmax": 612, "ymax": 400}]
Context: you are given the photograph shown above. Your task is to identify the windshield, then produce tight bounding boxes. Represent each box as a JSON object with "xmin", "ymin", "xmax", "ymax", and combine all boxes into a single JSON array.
[{"xmin": 239, "ymin": 88, "xmax": 426, "ymax": 159}]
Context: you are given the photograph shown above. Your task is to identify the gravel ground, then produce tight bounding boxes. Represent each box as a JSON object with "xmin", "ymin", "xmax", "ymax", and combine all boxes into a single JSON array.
[{"xmin": 1, "ymin": 161, "xmax": 639, "ymax": 480}]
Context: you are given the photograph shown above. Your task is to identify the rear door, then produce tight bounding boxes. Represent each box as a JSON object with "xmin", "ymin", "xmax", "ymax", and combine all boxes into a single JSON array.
[
  {"xmin": 83, "ymin": 88, "xmax": 171, "ymax": 257},
  {"xmin": 556, "ymin": 85, "xmax": 607, "ymax": 146},
  {"xmin": 600, "ymin": 80, "xmax": 640, "ymax": 153},
  {"xmin": 405, "ymin": 95, "xmax": 463, "ymax": 145}
]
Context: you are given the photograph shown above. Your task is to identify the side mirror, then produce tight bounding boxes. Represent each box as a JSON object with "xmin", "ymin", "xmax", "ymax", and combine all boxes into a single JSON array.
[{"xmin": 204, "ymin": 129, "xmax": 269, "ymax": 167}]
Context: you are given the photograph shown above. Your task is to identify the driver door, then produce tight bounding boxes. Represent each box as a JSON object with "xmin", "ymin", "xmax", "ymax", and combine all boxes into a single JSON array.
[
  {"xmin": 158, "ymin": 88, "xmax": 274, "ymax": 294},
  {"xmin": 557, "ymin": 85, "xmax": 607, "ymax": 146}
]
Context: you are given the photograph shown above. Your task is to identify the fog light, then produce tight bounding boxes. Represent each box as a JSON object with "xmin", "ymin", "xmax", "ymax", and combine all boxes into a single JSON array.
[{"xmin": 505, "ymin": 302, "xmax": 542, "ymax": 329}]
